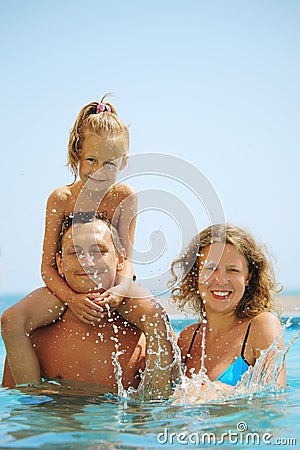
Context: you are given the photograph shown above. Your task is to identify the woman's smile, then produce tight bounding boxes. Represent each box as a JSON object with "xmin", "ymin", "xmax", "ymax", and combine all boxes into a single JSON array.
[{"xmin": 210, "ymin": 290, "xmax": 233, "ymax": 300}]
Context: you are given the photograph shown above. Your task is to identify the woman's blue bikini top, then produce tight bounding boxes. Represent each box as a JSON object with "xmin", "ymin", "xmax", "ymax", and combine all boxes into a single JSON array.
[{"xmin": 183, "ymin": 321, "xmax": 252, "ymax": 386}]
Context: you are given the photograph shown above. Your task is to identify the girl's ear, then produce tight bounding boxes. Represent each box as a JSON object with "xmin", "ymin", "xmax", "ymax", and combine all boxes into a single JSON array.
[{"xmin": 56, "ymin": 253, "xmax": 64, "ymax": 276}]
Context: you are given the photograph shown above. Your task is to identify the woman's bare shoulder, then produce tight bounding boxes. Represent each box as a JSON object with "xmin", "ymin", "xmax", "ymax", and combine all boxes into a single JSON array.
[
  {"xmin": 178, "ymin": 322, "xmax": 201, "ymax": 343},
  {"xmin": 249, "ymin": 311, "xmax": 283, "ymax": 346},
  {"xmin": 251, "ymin": 311, "xmax": 281, "ymax": 329}
]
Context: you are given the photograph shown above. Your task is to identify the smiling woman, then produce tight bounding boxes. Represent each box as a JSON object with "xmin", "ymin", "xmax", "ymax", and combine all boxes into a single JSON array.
[
  {"xmin": 169, "ymin": 223, "xmax": 286, "ymax": 387},
  {"xmin": 198, "ymin": 242, "xmax": 251, "ymax": 313}
]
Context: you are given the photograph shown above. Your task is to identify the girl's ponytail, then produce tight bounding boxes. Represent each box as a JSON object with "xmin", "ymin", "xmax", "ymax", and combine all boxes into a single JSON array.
[{"xmin": 68, "ymin": 93, "xmax": 127, "ymax": 180}]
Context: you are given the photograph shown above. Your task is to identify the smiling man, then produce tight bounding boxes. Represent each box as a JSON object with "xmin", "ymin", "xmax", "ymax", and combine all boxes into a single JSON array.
[{"xmin": 2, "ymin": 213, "xmax": 154, "ymax": 393}]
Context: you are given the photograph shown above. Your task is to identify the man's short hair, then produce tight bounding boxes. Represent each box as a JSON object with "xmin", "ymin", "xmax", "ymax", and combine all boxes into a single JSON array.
[{"xmin": 57, "ymin": 211, "xmax": 123, "ymax": 255}]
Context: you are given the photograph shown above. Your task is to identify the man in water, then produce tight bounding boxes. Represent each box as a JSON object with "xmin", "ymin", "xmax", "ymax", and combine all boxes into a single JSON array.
[{"xmin": 2, "ymin": 213, "xmax": 173, "ymax": 397}]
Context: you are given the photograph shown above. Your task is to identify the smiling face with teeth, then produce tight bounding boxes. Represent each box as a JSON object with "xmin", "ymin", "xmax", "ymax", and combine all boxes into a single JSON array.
[
  {"xmin": 198, "ymin": 243, "xmax": 251, "ymax": 314},
  {"xmin": 56, "ymin": 220, "xmax": 124, "ymax": 294}
]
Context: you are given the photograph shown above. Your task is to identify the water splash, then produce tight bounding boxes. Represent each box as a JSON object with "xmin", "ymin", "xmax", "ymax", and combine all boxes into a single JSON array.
[
  {"xmin": 235, "ymin": 323, "xmax": 300, "ymax": 396},
  {"xmin": 111, "ymin": 342, "xmax": 127, "ymax": 399},
  {"xmin": 128, "ymin": 343, "xmax": 182, "ymax": 402},
  {"xmin": 126, "ymin": 310, "xmax": 183, "ymax": 402},
  {"xmin": 102, "ymin": 298, "xmax": 183, "ymax": 402},
  {"xmin": 171, "ymin": 321, "xmax": 300, "ymax": 405}
]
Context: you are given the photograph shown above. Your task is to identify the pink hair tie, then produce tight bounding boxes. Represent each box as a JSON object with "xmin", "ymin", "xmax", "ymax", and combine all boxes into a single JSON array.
[{"xmin": 96, "ymin": 102, "xmax": 112, "ymax": 113}]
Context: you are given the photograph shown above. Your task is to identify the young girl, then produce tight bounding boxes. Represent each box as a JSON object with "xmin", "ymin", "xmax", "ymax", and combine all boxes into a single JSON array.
[
  {"xmin": 1, "ymin": 95, "xmax": 174, "ymax": 396},
  {"xmin": 169, "ymin": 223, "xmax": 286, "ymax": 388}
]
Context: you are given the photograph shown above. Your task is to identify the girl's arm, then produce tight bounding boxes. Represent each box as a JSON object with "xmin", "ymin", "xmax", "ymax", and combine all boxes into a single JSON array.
[
  {"xmin": 97, "ymin": 185, "xmax": 138, "ymax": 310},
  {"xmin": 248, "ymin": 312, "xmax": 286, "ymax": 386},
  {"xmin": 42, "ymin": 189, "xmax": 103, "ymax": 323}
]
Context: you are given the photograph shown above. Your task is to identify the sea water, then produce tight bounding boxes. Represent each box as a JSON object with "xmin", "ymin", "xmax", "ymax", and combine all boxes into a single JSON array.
[{"xmin": 0, "ymin": 296, "xmax": 299, "ymax": 449}]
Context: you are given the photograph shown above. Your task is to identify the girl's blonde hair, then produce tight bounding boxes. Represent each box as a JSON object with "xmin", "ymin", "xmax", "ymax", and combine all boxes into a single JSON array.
[
  {"xmin": 169, "ymin": 223, "xmax": 281, "ymax": 319},
  {"xmin": 68, "ymin": 94, "xmax": 129, "ymax": 179}
]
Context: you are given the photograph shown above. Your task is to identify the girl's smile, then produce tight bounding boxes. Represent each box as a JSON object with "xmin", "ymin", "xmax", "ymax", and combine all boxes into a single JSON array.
[{"xmin": 79, "ymin": 134, "xmax": 126, "ymax": 189}]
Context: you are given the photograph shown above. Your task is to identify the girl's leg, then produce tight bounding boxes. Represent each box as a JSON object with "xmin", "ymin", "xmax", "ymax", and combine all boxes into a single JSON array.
[{"xmin": 1, "ymin": 287, "xmax": 66, "ymax": 385}]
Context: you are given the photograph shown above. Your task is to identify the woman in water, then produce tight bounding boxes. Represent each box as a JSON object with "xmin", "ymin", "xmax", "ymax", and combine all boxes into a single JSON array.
[{"xmin": 170, "ymin": 223, "xmax": 286, "ymax": 389}]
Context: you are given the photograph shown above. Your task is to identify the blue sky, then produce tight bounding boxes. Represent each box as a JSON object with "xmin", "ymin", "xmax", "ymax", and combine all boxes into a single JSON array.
[{"xmin": 1, "ymin": 0, "xmax": 299, "ymax": 297}]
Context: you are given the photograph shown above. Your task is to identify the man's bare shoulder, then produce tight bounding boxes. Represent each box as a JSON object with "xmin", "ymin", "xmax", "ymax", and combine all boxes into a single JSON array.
[{"xmin": 125, "ymin": 282, "xmax": 153, "ymax": 300}]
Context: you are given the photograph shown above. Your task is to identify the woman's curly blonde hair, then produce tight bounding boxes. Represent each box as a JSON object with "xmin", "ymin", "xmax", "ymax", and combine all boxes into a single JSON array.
[
  {"xmin": 68, "ymin": 93, "xmax": 129, "ymax": 179},
  {"xmin": 169, "ymin": 223, "xmax": 282, "ymax": 320}
]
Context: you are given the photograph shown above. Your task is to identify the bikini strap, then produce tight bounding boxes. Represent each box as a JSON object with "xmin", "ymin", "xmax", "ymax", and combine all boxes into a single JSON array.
[
  {"xmin": 241, "ymin": 320, "xmax": 252, "ymax": 359},
  {"xmin": 182, "ymin": 323, "xmax": 201, "ymax": 367}
]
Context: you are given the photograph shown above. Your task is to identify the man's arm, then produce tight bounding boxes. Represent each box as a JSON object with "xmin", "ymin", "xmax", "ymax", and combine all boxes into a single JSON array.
[
  {"xmin": 2, "ymin": 357, "xmax": 15, "ymax": 388},
  {"xmin": 117, "ymin": 282, "xmax": 178, "ymax": 400}
]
